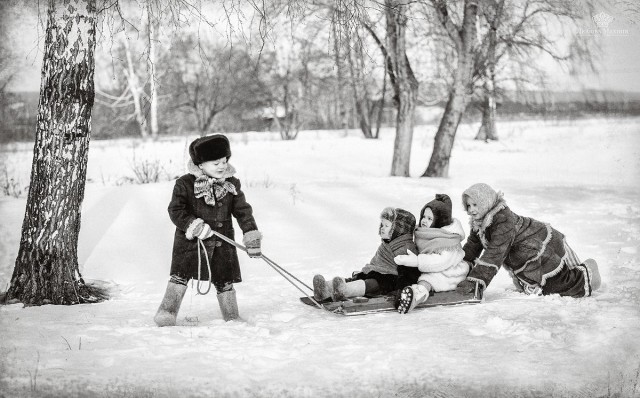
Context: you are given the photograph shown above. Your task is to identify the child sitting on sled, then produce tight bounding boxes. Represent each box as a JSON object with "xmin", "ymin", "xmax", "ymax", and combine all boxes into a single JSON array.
[
  {"xmin": 455, "ymin": 183, "xmax": 601, "ymax": 298},
  {"xmin": 154, "ymin": 134, "xmax": 262, "ymax": 326},
  {"xmin": 313, "ymin": 207, "xmax": 420, "ymax": 301},
  {"xmin": 394, "ymin": 194, "xmax": 470, "ymax": 314}
]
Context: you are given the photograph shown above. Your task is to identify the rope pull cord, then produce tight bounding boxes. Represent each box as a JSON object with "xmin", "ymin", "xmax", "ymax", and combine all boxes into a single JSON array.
[
  {"xmin": 207, "ymin": 229, "xmax": 329, "ymax": 311},
  {"xmin": 196, "ymin": 238, "xmax": 213, "ymax": 295}
]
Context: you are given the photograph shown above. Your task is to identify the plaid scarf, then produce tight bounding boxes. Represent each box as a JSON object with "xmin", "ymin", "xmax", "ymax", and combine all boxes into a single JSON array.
[{"xmin": 194, "ymin": 165, "xmax": 237, "ymax": 205}]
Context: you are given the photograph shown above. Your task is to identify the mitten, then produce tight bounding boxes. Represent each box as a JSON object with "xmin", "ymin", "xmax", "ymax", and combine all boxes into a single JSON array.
[
  {"xmin": 243, "ymin": 230, "xmax": 262, "ymax": 258},
  {"xmin": 455, "ymin": 279, "xmax": 483, "ymax": 296},
  {"xmin": 394, "ymin": 249, "xmax": 418, "ymax": 267},
  {"xmin": 186, "ymin": 218, "xmax": 213, "ymax": 240}
]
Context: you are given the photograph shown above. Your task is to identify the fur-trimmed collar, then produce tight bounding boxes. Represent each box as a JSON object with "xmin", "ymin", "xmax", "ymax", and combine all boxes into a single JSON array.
[
  {"xmin": 187, "ymin": 158, "xmax": 236, "ymax": 179},
  {"xmin": 470, "ymin": 198, "xmax": 508, "ymax": 234}
]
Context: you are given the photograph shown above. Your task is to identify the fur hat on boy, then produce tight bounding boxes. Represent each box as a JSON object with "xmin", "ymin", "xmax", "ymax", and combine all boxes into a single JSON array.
[
  {"xmin": 381, "ymin": 207, "xmax": 416, "ymax": 241},
  {"xmin": 189, "ymin": 134, "xmax": 231, "ymax": 165},
  {"xmin": 421, "ymin": 194, "xmax": 452, "ymax": 229},
  {"xmin": 462, "ymin": 183, "xmax": 500, "ymax": 219}
]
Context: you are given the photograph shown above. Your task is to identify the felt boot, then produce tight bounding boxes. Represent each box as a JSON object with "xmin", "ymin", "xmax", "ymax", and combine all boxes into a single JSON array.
[
  {"xmin": 154, "ymin": 281, "xmax": 188, "ymax": 327},
  {"xmin": 584, "ymin": 258, "xmax": 601, "ymax": 293},
  {"xmin": 313, "ymin": 274, "xmax": 334, "ymax": 301},
  {"xmin": 217, "ymin": 288, "xmax": 240, "ymax": 321},
  {"xmin": 397, "ymin": 284, "xmax": 430, "ymax": 314},
  {"xmin": 332, "ymin": 277, "xmax": 366, "ymax": 301}
]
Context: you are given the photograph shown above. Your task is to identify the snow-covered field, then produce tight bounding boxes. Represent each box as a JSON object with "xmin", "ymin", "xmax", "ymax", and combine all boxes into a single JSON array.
[{"xmin": 1, "ymin": 117, "xmax": 639, "ymax": 397}]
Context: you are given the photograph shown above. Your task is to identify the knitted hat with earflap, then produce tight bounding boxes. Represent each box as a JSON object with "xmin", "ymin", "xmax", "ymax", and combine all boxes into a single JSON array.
[
  {"xmin": 462, "ymin": 183, "xmax": 500, "ymax": 219},
  {"xmin": 381, "ymin": 207, "xmax": 416, "ymax": 241},
  {"xmin": 420, "ymin": 194, "xmax": 453, "ymax": 229}
]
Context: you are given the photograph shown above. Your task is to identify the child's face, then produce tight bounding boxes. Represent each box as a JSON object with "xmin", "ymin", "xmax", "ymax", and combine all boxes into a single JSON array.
[
  {"xmin": 465, "ymin": 199, "xmax": 483, "ymax": 221},
  {"xmin": 379, "ymin": 219, "xmax": 392, "ymax": 239},
  {"xmin": 420, "ymin": 208, "xmax": 434, "ymax": 228},
  {"xmin": 199, "ymin": 157, "xmax": 228, "ymax": 178}
]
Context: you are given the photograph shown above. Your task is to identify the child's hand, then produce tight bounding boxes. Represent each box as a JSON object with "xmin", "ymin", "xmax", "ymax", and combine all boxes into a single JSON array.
[
  {"xmin": 394, "ymin": 249, "xmax": 418, "ymax": 267},
  {"xmin": 190, "ymin": 219, "xmax": 213, "ymax": 240},
  {"xmin": 243, "ymin": 230, "xmax": 263, "ymax": 258},
  {"xmin": 455, "ymin": 279, "xmax": 482, "ymax": 296}
]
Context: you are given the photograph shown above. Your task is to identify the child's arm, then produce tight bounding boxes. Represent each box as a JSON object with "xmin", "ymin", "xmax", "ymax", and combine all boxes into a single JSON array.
[
  {"xmin": 230, "ymin": 178, "xmax": 261, "ymax": 256},
  {"xmin": 168, "ymin": 179, "xmax": 213, "ymax": 240},
  {"xmin": 462, "ymin": 230, "xmax": 483, "ymax": 263},
  {"xmin": 465, "ymin": 213, "xmax": 515, "ymax": 290}
]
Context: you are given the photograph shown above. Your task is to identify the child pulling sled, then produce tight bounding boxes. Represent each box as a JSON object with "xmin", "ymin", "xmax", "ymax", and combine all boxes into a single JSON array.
[{"xmin": 154, "ymin": 134, "xmax": 262, "ymax": 326}]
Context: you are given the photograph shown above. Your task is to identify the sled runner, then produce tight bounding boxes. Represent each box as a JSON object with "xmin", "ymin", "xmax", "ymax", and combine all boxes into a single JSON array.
[{"xmin": 299, "ymin": 284, "xmax": 482, "ymax": 316}]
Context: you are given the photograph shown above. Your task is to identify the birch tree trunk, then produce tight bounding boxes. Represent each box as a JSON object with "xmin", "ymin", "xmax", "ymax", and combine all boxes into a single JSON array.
[
  {"xmin": 423, "ymin": 0, "xmax": 478, "ymax": 177},
  {"xmin": 147, "ymin": 2, "xmax": 159, "ymax": 139},
  {"xmin": 123, "ymin": 36, "xmax": 149, "ymax": 138},
  {"xmin": 386, "ymin": 0, "xmax": 419, "ymax": 177},
  {"xmin": 6, "ymin": 0, "xmax": 104, "ymax": 305},
  {"xmin": 476, "ymin": 21, "xmax": 498, "ymax": 141}
]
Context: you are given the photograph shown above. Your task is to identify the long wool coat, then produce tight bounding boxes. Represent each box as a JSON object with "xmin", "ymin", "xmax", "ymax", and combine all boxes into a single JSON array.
[
  {"xmin": 168, "ymin": 173, "xmax": 258, "ymax": 283},
  {"xmin": 463, "ymin": 200, "xmax": 567, "ymax": 292}
]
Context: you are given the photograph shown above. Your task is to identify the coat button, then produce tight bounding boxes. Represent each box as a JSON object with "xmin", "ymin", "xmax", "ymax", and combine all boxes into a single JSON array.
[
  {"xmin": 216, "ymin": 222, "xmax": 223, "ymax": 227},
  {"xmin": 217, "ymin": 202, "xmax": 223, "ymax": 207},
  {"xmin": 215, "ymin": 241, "xmax": 222, "ymax": 247}
]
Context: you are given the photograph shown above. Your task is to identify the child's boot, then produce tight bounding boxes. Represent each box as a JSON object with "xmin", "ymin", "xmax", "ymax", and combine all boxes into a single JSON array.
[
  {"xmin": 217, "ymin": 288, "xmax": 240, "ymax": 321},
  {"xmin": 584, "ymin": 258, "xmax": 601, "ymax": 292},
  {"xmin": 313, "ymin": 274, "xmax": 334, "ymax": 301},
  {"xmin": 154, "ymin": 281, "xmax": 188, "ymax": 327},
  {"xmin": 332, "ymin": 277, "xmax": 366, "ymax": 301},
  {"xmin": 397, "ymin": 284, "xmax": 430, "ymax": 314}
]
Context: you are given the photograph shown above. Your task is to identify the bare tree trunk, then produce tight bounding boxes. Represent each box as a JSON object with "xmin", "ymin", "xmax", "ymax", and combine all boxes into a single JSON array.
[
  {"xmin": 476, "ymin": 20, "xmax": 498, "ymax": 141},
  {"xmin": 7, "ymin": 0, "xmax": 105, "ymax": 305},
  {"xmin": 147, "ymin": 3, "xmax": 159, "ymax": 139},
  {"xmin": 346, "ymin": 26, "xmax": 374, "ymax": 139},
  {"xmin": 122, "ymin": 36, "xmax": 149, "ymax": 138},
  {"xmin": 386, "ymin": 0, "xmax": 419, "ymax": 177},
  {"xmin": 424, "ymin": 0, "xmax": 478, "ymax": 177},
  {"xmin": 332, "ymin": 13, "xmax": 349, "ymax": 135}
]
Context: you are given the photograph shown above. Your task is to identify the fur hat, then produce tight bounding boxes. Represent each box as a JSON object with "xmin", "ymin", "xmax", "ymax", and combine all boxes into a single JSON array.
[
  {"xmin": 420, "ymin": 194, "xmax": 452, "ymax": 229},
  {"xmin": 189, "ymin": 134, "xmax": 231, "ymax": 165},
  {"xmin": 462, "ymin": 183, "xmax": 500, "ymax": 219},
  {"xmin": 381, "ymin": 207, "xmax": 416, "ymax": 241}
]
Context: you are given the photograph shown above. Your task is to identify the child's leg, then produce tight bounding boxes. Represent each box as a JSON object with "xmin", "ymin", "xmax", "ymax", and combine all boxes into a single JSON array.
[
  {"xmin": 398, "ymin": 280, "xmax": 431, "ymax": 314},
  {"xmin": 313, "ymin": 274, "xmax": 334, "ymax": 301},
  {"xmin": 154, "ymin": 275, "xmax": 188, "ymax": 327},
  {"xmin": 332, "ymin": 277, "xmax": 366, "ymax": 301},
  {"xmin": 215, "ymin": 282, "xmax": 239, "ymax": 321},
  {"xmin": 543, "ymin": 260, "xmax": 600, "ymax": 297}
]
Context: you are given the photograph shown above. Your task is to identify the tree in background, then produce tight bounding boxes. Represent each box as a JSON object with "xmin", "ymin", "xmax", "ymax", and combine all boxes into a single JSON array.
[
  {"xmin": 423, "ymin": 0, "xmax": 478, "ymax": 178},
  {"xmin": 166, "ymin": 36, "xmax": 266, "ymax": 136},
  {"xmin": 6, "ymin": 0, "xmax": 105, "ymax": 305}
]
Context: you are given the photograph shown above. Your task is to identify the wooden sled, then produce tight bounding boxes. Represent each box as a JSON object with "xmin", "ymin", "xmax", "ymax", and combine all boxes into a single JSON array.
[{"xmin": 300, "ymin": 284, "xmax": 482, "ymax": 316}]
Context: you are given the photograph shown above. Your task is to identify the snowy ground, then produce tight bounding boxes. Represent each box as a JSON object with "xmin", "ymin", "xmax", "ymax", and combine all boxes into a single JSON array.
[{"xmin": 1, "ymin": 117, "xmax": 640, "ymax": 397}]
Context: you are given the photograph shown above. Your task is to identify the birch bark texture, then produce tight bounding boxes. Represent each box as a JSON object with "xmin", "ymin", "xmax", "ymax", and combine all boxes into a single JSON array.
[{"xmin": 7, "ymin": 0, "xmax": 101, "ymax": 305}]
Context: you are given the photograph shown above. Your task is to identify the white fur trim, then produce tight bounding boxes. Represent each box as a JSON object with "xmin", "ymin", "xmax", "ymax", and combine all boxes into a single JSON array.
[
  {"xmin": 242, "ymin": 230, "xmax": 262, "ymax": 244},
  {"xmin": 467, "ymin": 277, "xmax": 486, "ymax": 290},
  {"xmin": 185, "ymin": 218, "xmax": 204, "ymax": 240},
  {"xmin": 475, "ymin": 258, "xmax": 500, "ymax": 270}
]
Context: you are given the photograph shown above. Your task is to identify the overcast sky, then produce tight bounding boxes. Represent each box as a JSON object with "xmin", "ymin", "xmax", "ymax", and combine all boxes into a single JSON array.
[{"xmin": 2, "ymin": 1, "xmax": 639, "ymax": 93}]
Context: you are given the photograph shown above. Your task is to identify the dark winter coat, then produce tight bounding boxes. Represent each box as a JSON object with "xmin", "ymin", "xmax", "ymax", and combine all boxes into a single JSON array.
[
  {"xmin": 168, "ymin": 172, "xmax": 258, "ymax": 283},
  {"xmin": 463, "ymin": 200, "xmax": 568, "ymax": 292}
]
